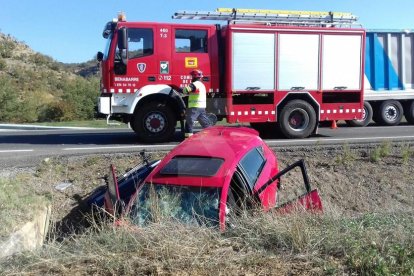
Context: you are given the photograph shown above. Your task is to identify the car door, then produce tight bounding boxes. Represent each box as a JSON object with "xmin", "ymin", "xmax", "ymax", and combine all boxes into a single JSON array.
[{"xmin": 254, "ymin": 159, "xmax": 323, "ymax": 213}]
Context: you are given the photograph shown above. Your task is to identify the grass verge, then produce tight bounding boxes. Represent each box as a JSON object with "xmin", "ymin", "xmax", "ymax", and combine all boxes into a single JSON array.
[
  {"xmin": 0, "ymin": 211, "xmax": 413, "ymax": 275},
  {"xmin": 0, "ymin": 175, "xmax": 51, "ymax": 241}
]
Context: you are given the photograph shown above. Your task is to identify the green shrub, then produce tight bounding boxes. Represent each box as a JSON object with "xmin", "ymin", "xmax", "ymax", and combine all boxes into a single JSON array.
[
  {"xmin": 0, "ymin": 57, "xmax": 6, "ymax": 70},
  {"xmin": 370, "ymin": 148, "xmax": 382, "ymax": 162},
  {"xmin": 60, "ymin": 77, "xmax": 99, "ymax": 121},
  {"xmin": 38, "ymin": 102, "xmax": 67, "ymax": 122},
  {"xmin": 0, "ymin": 77, "xmax": 20, "ymax": 122},
  {"xmin": 0, "ymin": 39, "xmax": 16, "ymax": 58},
  {"xmin": 335, "ymin": 144, "xmax": 357, "ymax": 165},
  {"xmin": 370, "ymin": 141, "xmax": 392, "ymax": 162},
  {"xmin": 401, "ymin": 144, "xmax": 412, "ymax": 165},
  {"xmin": 379, "ymin": 141, "xmax": 391, "ymax": 157}
]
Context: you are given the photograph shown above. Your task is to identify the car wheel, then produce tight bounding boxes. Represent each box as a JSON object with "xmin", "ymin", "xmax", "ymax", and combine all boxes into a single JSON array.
[
  {"xmin": 404, "ymin": 100, "xmax": 414, "ymax": 124},
  {"xmin": 346, "ymin": 101, "xmax": 373, "ymax": 127},
  {"xmin": 375, "ymin": 100, "xmax": 403, "ymax": 126},
  {"xmin": 132, "ymin": 102, "xmax": 176, "ymax": 143},
  {"xmin": 279, "ymin": 100, "xmax": 316, "ymax": 139}
]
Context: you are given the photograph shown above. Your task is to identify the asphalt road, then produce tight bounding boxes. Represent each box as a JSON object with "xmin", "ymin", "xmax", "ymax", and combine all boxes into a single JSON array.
[{"xmin": 0, "ymin": 123, "xmax": 413, "ymax": 167}]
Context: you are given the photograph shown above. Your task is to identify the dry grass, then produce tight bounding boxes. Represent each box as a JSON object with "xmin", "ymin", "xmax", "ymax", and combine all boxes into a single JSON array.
[
  {"xmin": 1, "ymin": 143, "xmax": 414, "ymax": 275},
  {"xmin": 1, "ymin": 210, "xmax": 413, "ymax": 275},
  {"xmin": 0, "ymin": 174, "xmax": 51, "ymax": 241}
]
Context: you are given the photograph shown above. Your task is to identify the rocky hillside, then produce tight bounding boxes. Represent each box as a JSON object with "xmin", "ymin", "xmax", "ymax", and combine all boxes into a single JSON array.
[
  {"xmin": 0, "ymin": 33, "xmax": 99, "ymax": 123},
  {"xmin": 0, "ymin": 33, "xmax": 99, "ymax": 75}
]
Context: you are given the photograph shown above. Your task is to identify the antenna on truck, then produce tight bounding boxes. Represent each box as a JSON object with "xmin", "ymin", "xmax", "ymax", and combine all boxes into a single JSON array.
[{"xmin": 173, "ymin": 8, "xmax": 358, "ymax": 27}]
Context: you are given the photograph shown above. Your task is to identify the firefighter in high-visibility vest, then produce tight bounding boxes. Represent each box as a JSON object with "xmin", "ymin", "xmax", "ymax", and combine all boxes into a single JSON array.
[{"xmin": 181, "ymin": 69, "xmax": 211, "ymax": 138}]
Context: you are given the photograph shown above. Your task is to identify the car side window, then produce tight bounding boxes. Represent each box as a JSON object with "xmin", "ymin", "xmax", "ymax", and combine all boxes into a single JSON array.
[{"xmin": 238, "ymin": 147, "xmax": 266, "ymax": 190}]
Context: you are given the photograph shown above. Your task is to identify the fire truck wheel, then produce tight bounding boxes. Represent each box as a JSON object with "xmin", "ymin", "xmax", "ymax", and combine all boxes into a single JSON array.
[
  {"xmin": 404, "ymin": 100, "xmax": 414, "ymax": 124},
  {"xmin": 375, "ymin": 100, "xmax": 403, "ymax": 126},
  {"xmin": 132, "ymin": 102, "xmax": 176, "ymax": 143},
  {"xmin": 279, "ymin": 100, "xmax": 316, "ymax": 139},
  {"xmin": 346, "ymin": 101, "xmax": 373, "ymax": 127}
]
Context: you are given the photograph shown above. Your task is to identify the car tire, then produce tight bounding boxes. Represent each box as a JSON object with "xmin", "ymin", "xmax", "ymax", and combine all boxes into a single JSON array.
[
  {"xmin": 346, "ymin": 101, "xmax": 373, "ymax": 127},
  {"xmin": 132, "ymin": 102, "xmax": 176, "ymax": 143},
  {"xmin": 404, "ymin": 100, "xmax": 414, "ymax": 124},
  {"xmin": 279, "ymin": 100, "xmax": 316, "ymax": 139},
  {"xmin": 375, "ymin": 100, "xmax": 403, "ymax": 126}
]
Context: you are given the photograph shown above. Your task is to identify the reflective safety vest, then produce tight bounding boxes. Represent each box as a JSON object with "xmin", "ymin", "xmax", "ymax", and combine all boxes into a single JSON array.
[{"xmin": 183, "ymin": 80, "xmax": 206, "ymax": 108}]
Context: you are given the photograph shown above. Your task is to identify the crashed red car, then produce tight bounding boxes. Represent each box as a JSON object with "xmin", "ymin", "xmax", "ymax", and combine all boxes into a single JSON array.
[{"xmin": 105, "ymin": 126, "xmax": 322, "ymax": 230}]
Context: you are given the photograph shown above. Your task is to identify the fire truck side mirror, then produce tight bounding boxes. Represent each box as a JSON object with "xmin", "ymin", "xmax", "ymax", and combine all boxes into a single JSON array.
[
  {"xmin": 117, "ymin": 27, "xmax": 128, "ymax": 65},
  {"xmin": 97, "ymin": 51, "xmax": 104, "ymax": 62}
]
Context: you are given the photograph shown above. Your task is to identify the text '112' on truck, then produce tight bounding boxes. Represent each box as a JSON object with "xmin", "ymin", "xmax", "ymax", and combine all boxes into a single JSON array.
[{"xmin": 96, "ymin": 8, "xmax": 414, "ymax": 142}]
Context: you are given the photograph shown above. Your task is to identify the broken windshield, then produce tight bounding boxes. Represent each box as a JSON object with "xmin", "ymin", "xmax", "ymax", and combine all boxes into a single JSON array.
[{"xmin": 129, "ymin": 184, "xmax": 221, "ymax": 227}]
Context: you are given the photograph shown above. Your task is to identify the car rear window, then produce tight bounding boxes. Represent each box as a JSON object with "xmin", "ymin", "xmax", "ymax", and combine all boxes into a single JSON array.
[{"xmin": 160, "ymin": 157, "xmax": 224, "ymax": 177}]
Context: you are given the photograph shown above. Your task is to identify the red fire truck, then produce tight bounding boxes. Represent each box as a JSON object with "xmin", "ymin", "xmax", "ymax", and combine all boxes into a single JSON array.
[{"xmin": 97, "ymin": 8, "xmax": 365, "ymax": 142}]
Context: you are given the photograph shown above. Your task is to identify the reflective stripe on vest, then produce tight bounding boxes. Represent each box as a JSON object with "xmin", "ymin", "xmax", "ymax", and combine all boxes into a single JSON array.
[{"xmin": 187, "ymin": 81, "xmax": 206, "ymax": 108}]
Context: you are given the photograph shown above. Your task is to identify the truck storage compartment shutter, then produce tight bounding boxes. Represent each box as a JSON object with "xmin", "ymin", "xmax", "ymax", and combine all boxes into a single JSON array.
[
  {"xmin": 322, "ymin": 34, "xmax": 362, "ymax": 90},
  {"xmin": 232, "ymin": 33, "xmax": 275, "ymax": 91},
  {"xmin": 278, "ymin": 34, "xmax": 319, "ymax": 91}
]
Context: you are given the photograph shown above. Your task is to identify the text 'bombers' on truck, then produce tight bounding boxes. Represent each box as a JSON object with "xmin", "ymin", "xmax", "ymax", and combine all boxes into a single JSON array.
[{"xmin": 97, "ymin": 8, "xmax": 369, "ymax": 142}]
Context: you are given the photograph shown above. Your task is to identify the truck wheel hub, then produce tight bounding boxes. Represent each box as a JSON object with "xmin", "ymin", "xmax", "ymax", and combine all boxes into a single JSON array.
[
  {"xmin": 288, "ymin": 108, "xmax": 309, "ymax": 131},
  {"xmin": 145, "ymin": 113, "xmax": 165, "ymax": 133},
  {"xmin": 385, "ymin": 106, "xmax": 398, "ymax": 121}
]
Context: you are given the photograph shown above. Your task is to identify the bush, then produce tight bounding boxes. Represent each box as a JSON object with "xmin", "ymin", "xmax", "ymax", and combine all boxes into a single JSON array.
[
  {"xmin": 60, "ymin": 77, "xmax": 99, "ymax": 121},
  {"xmin": 0, "ymin": 58, "xmax": 6, "ymax": 71},
  {"xmin": 0, "ymin": 77, "xmax": 20, "ymax": 122},
  {"xmin": 0, "ymin": 39, "xmax": 16, "ymax": 58},
  {"xmin": 38, "ymin": 102, "xmax": 67, "ymax": 122},
  {"xmin": 29, "ymin": 53, "xmax": 53, "ymax": 66}
]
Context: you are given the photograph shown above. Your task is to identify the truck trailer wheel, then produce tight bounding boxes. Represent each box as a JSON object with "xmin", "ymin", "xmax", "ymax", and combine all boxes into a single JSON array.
[
  {"xmin": 279, "ymin": 100, "xmax": 316, "ymax": 139},
  {"xmin": 404, "ymin": 100, "xmax": 414, "ymax": 124},
  {"xmin": 375, "ymin": 100, "xmax": 403, "ymax": 126},
  {"xmin": 132, "ymin": 102, "xmax": 176, "ymax": 143},
  {"xmin": 346, "ymin": 101, "xmax": 373, "ymax": 127}
]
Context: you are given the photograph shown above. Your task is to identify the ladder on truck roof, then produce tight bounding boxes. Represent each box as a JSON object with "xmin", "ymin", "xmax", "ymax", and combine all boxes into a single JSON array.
[{"xmin": 172, "ymin": 8, "xmax": 358, "ymax": 27}]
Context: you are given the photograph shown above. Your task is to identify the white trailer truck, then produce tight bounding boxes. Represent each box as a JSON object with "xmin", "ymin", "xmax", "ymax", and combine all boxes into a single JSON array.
[{"xmin": 348, "ymin": 29, "xmax": 414, "ymax": 127}]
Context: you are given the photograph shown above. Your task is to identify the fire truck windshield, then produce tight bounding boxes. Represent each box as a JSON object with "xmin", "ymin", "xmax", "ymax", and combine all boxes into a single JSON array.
[
  {"xmin": 129, "ymin": 184, "xmax": 221, "ymax": 227},
  {"xmin": 103, "ymin": 34, "xmax": 112, "ymax": 60}
]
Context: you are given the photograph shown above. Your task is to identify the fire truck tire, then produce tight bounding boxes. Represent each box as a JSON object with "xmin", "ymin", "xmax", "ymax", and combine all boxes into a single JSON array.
[
  {"xmin": 375, "ymin": 100, "xmax": 403, "ymax": 126},
  {"xmin": 403, "ymin": 100, "xmax": 414, "ymax": 124},
  {"xmin": 345, "ymin": 101, "xmax": 373, "ymax": 127},
  {"xmin": 132, "ymin": 102, "xmax": 176, "ymax": 143},
  {"xmin": 279, "ymin": 100, "xmax": 316, "ymax": 139}
]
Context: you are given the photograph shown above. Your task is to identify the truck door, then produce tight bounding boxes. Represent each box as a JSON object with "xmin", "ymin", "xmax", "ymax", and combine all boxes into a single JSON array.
[
  {"xmin": 171, "ymin": 27, "xmax": 212, "ymax": 91},
  {"xmin": 112, "ymin": 26, "xmax": 157, "ymax": 91}
]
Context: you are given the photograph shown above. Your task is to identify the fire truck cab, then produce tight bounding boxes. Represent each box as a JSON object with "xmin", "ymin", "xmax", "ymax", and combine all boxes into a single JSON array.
[{"xmin": 97, "ymin": 9, "xmax": 365, "ymax": 142}]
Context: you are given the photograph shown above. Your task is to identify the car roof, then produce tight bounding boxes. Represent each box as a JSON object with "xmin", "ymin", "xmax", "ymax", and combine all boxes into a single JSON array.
[{"xmin": 145, "ymin": 126, "xmax": 264, "ymax": 187}]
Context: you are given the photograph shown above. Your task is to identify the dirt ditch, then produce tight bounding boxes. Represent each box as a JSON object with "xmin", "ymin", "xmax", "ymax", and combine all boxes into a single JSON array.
[
  {"xmin": 19, "ymin": 142, "xmax": 413, "ymax": 229},
  {"xmin": 1, "ymin": 142, "xmax": 413, "ymax": 275}
]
